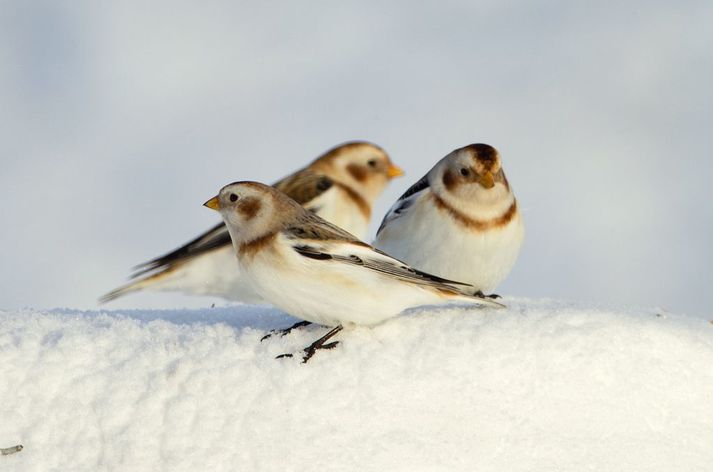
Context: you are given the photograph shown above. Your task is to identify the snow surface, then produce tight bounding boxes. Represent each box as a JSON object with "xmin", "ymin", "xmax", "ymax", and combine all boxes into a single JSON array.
[{"xmin": 1, "ymin": 299, "xmax": 712, "ymax": 471}]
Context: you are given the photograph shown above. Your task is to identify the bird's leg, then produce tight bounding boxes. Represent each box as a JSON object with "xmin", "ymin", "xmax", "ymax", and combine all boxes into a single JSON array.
[
  {"xmin": 260, "ymin": 320, "xmax": 313, "ymax": 342},
  {"xmin": 474, "ymin": 290, "xmax": 502, "ymax": 299},
  {"xmin": 275, "ymin": 325, "xmax": 343, "ymax": 363},
  {"xmin": 301, "ymin": 325, "xmax": 343, "ymax": 363}
]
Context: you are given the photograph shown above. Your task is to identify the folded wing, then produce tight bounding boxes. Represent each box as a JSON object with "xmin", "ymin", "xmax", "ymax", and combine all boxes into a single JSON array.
[
  {"xmin": 290, "ymin": 237, "xmax": 504, "ymax": 308},
  {"xmin": 377, "ymin": 173, "xmax": 430, "ymax": 235}
]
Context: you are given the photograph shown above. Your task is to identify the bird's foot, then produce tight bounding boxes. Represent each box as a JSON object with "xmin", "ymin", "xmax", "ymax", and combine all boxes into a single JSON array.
[
  {"xmin": 474, "ymin": 290, "xmax": 501, "ymax": 299},
  {"xmin": 275, "ymin": 325, "xmax": 343, "ymax": 363},
  {"xmin": 261, "ymin": 320, "xmax": 312, "ymax": 342},
  {"xmin": 302, "ymin": 340, "xmax": 340, "ymax": 363}
]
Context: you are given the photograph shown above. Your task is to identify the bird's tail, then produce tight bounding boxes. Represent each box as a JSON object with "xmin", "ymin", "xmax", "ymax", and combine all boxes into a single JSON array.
[
  {"xmin": 437, "ymin": 285, "xmax": 506, "ymax": 309},
  {"xmin": 98, "ymin": 266, "xmax": 180, "ymax": 304}
]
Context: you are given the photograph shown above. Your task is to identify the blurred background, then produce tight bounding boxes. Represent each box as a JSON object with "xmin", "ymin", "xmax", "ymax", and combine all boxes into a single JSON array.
[{"xmin": 1, "ymin": 0, "xmax": 711, "ymax": 319}]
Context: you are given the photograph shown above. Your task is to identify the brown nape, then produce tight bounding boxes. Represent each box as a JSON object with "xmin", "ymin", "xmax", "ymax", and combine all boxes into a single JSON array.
[
  {"xmin": 239, "ymin": 232, "xmax": 277, "ymax": 259},
  {"xmin": 333, "ymin": 182, "xmax": 371, "ymax": 219},
  {"xmin": 431, "ymin": 193, "xmax": 518, "ymax": 231},
  {"xmin": 442, "ymin": 169, "xmax": 457, "ymax": 191},
  {"xmin": 346, "ymin": 163, "xmax": 368, "ymax": 182},
  {"xmin": 238, "ymin": 197, "xmax": 262, "ymax": 219}
]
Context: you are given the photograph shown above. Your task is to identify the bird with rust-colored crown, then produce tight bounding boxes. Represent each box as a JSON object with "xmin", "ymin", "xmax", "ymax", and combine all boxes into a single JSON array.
[
  {"xmin": 374, "ymin": 143, "xmax": 524, "ymax": 298},
  {"xmin": 100, "ymin": 141, "xmax": 403, "ymax": 304}
]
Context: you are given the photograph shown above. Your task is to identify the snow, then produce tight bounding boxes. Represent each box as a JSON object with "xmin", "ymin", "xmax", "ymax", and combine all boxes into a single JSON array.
[{"xmin": 1, "ymin": 299, "xmax": 712, "ymax": 471}]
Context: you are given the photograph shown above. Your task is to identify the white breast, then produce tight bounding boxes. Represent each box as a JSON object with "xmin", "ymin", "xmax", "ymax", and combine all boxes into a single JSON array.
[{"xmin": 374, "ymin": 193, "xmax": 524, "ymax": 293}]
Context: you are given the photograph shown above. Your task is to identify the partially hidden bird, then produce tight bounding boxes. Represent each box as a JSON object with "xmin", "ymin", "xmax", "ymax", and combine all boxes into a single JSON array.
[{"xmin": 100, "ymin": 141, "xmax": 403, "ymax": 304}]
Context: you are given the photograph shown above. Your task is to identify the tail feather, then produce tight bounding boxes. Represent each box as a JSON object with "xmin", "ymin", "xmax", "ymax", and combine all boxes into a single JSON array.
[
  {"xmin": 448, "ymin": 291, "xmax": 505, "ymax": 308},
  {"xmin": 436, "ymin": 284, "xmax": 506, "ymax": 309},
  {"xmin": 98, "ymin": 265, "xmax": 181, "ymax": 304},
  {"xmin": 98, "ymin": 280, "xmax": 144, "ymax": 304}
]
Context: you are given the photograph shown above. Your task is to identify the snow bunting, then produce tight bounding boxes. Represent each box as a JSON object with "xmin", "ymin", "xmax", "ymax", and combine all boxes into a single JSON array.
[
  {"xmin": 100, "ymin": 141, "xmax": 403, "ymax": 304},
  {"xmin": 204, "ymin": 181, "xmax": 503, "ymax": 362},
  {"xmin": 374, "ymin": 143, "xmax": 524, "ymax": 297}
]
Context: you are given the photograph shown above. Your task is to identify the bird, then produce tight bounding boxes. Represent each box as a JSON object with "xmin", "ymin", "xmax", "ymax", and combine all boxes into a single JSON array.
[
  {"xmin": 373, "ymin": 143, "xmax": 524, "ymax": 298},
  {"xmin": 203, "ymin": 181, "xmax": 504, "ymax": 362},
  {"xmin": 100, "ymin": 141, "xmax": 403, "ymax": 304}
]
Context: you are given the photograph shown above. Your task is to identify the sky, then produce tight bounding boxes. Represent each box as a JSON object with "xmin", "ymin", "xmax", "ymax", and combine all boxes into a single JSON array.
[{"xmin": 1, "ymin": 0, "xmax": 712, "ymax": 319}]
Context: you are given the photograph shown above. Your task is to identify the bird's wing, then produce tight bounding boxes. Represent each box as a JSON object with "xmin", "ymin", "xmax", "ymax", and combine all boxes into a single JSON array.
[
  {"xmin": 273, "ymin": 169, "xmax": 334, "ymax": 209},
  {"xmin": 292, "ymin": 241, "xmax": 466, "ymax": 288},
  {"xmin": 376, "ymin": 173, "xmax": 430, "ymax": 235},
  {"xmin": 288, "ymin": 235, "xmax": 503, "ymax": 307},
  {"xmin": 130, "ymin": 221, "xmax": 231, "ymax": 278},
  {"xmin": 284, "ymin": 211, "xmax": 364, "ymax": 244}
]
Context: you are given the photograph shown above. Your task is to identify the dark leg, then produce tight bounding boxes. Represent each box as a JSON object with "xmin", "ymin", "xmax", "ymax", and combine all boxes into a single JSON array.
[
  {"xmin": 275, "ymin": 325, "xmax": 343, "ymax": 363},
  {"xmin": 260, "ymin": 320, "xmax": 313, "ymax": 342},
  {"xmin": 474, "ymin": 290, "xmax": 502, "ymax": 299},
  {"xmin": 301, "ymin": 325, "xmax": 343, "ymax": 363}
]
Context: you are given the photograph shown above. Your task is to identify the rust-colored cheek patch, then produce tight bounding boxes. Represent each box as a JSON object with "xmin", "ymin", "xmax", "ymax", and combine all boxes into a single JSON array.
[
  {"xmin": 346, "ymin": 163, "xmax": 368, "ymax": 182},
  {"xmin": 442, "ymin": 169, "xmax": 457, "ymax": 191},
  {"xmin": 238, "ymin": 197, "xmax": 262, "ymax": 219}
]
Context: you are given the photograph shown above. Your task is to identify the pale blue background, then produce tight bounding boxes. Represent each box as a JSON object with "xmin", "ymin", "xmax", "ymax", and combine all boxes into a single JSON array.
[{"xmin": 1, "ymin": 0, "xmax": 711, "ymax": 319}]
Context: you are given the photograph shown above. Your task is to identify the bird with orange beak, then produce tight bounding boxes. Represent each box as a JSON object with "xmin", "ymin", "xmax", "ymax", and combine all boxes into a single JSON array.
[
  {"xmin": 100, "ymin": 141, "xmax": 403, "ymax": 304},
  {"xmin": 374, "ymin": 143, "xmax": 523, "ymax": 297}
]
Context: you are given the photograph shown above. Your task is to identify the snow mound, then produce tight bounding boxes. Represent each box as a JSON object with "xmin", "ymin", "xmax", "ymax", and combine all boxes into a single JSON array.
[{"xmin": 1, "ymin": 299, "xmax": 712, "ymax": 471}]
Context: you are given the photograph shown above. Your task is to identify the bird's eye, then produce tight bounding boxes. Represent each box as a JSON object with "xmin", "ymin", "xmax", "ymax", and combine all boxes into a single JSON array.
[
  {"xmin": 460, "ymin": 168, "xmax": 470, "ymax": 177},
  {"xmin": 229, "ymin": 193, "xmax": 238, "ymax": 202},
  {"xmin": 367, "ymin": 159, "xmax": 378, "ymax": 168}
]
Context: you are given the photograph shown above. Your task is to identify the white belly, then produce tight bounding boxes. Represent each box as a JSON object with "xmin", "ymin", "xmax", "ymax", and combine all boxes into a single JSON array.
[{"xmin": 374, "ymin": 197, "xmax": 524, "ymax": 293}]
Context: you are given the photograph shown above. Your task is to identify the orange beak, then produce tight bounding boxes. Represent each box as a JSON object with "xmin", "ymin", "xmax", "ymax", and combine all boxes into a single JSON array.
[
  {"xmin": 387, "ymin": 163, "xmax": 405, "ymax": 179},
  {"xmin": 203, "ymin": 196, "xmax": 220, "ymax": 211},
  {"xmin": 479, "ymin": 171, "xmax": 495, "ymax": 189}
]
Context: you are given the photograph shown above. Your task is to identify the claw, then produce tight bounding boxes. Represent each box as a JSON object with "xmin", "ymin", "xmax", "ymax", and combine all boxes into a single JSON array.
[
  {"xmin": 302, "ymin": 340, "xmax": 340, "ymax": 363},
  {"xmin": 261, "ymin": 320, "xmax": 312, "ymax": 342},
  {"xmin": 275, "ymin": 325, "xmax": 343, "ymax": 364}
]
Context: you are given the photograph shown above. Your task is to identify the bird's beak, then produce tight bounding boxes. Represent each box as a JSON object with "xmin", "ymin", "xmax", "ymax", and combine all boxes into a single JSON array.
[
  {"xmin": 387, "ymin": 164, "xmax": 405, "ymax": 179},
  {"xmin": 479, "ymin": 171, "xmax": 495, "ymax": 189},
  {"xmin": 203, "ymin": 196, "xmax": 220, "ymax": 211}
]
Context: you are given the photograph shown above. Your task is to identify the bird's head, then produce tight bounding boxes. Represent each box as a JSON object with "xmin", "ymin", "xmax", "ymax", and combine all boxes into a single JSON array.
[
  {"xmin": 311, "ymin": 141, "xmax": 403, "ymax": 202},
  {"xmin": 204, "ymin": 181, "xmax": 296, "ymax": 246},
  {"xmin": 430, "ymin": 143, "xmax": 514, "ymax": 217}
]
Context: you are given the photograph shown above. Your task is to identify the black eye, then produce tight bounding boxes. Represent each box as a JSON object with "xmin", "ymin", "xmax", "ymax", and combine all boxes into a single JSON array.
[
  {"xmin": 367, "ymin": 159, "xmax": 378, "ymax": 168},
  {"xmin": 460, "ymin": 168, "xmax": 470, "ymax": 177},
  {"xmin": 229, "ymin": 193, "xmax": 238, "ymax": 202}
]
